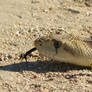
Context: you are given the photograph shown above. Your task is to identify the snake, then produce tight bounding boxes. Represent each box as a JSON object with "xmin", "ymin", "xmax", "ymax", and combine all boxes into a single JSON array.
[{"xmin": 22, "ymin": 33, "xmax": 92, "ymax": 67}]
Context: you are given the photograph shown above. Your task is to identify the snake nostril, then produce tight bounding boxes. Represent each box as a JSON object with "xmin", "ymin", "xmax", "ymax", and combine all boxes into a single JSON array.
[
  {"xmin": 39, "ymin": 42, "xmax": 42, "ymax": 46},
  {"xmin": 34, "ymin": 38, "xmax": 43, "ymax": 46}
]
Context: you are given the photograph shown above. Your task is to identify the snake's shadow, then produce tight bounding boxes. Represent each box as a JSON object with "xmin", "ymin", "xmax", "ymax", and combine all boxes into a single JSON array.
[{"xmin": 0, "ymin": 61, "xmax": 91, "ymax": 73}]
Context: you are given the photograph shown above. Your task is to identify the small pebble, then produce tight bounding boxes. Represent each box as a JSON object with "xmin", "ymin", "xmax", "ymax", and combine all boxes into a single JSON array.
[
  {"xmin": 85, "ymin": 2, "xmax": 92, "ymax": 7},
  {"xmin": 7, "ymin": 55, "xmax": 13, "ymax": 59},
  {"xmin": 0, "ymin": 58, "xmax": 2, "ymax": 61},
  {"xmin": 68, "ymin": 8, "xmax": 80, "ymax": 14},
  {"xmin": 16, "ymin": 31, "xmax": 21, "ymax": 36}
]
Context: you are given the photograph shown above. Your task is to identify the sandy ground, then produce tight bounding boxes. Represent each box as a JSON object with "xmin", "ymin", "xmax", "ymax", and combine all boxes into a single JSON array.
[{"xmin": 0, "ymin": 0, "xmax": 92, "ymax": 92}]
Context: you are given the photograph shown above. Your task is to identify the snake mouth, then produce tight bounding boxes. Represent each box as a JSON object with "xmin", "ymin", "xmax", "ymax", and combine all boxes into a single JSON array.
[{"xmin": 34, "ymin": 39, "xmax": 42, "ymax": 46}]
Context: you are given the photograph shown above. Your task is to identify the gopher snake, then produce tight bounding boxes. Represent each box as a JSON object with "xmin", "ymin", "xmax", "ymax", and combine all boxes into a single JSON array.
[{"xmin": 22, "ymin": 33, "xmax": 92, "ymax": 67}]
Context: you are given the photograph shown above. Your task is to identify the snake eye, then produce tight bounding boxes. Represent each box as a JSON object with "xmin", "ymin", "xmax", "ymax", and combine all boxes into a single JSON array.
[{"xmin": 53, "ymin": 40, "xmax": 61, "ymax": 49}]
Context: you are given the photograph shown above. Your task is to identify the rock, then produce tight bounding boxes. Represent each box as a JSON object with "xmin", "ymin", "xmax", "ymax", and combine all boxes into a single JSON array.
[{"xmin": 0, "ymin": 58, "xmax": 2, "ymax": 61}]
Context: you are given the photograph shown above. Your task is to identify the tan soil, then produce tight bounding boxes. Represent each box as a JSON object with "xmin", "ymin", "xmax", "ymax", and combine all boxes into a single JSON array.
[{"xmin": 0, "ymin": 0, "xmax": 92, "ymax": 92}]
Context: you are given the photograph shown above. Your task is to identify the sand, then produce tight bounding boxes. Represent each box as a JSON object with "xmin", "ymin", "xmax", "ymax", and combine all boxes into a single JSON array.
[{"xmin": 0, "ymin": 0, "xmax": 92, "ymax": 92}]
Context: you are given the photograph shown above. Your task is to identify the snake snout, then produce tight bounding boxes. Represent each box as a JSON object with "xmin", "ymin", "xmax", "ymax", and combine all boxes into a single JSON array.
[{"xmin": 34, "ymin": 37, "xmax": 44, "ymax": 46}]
